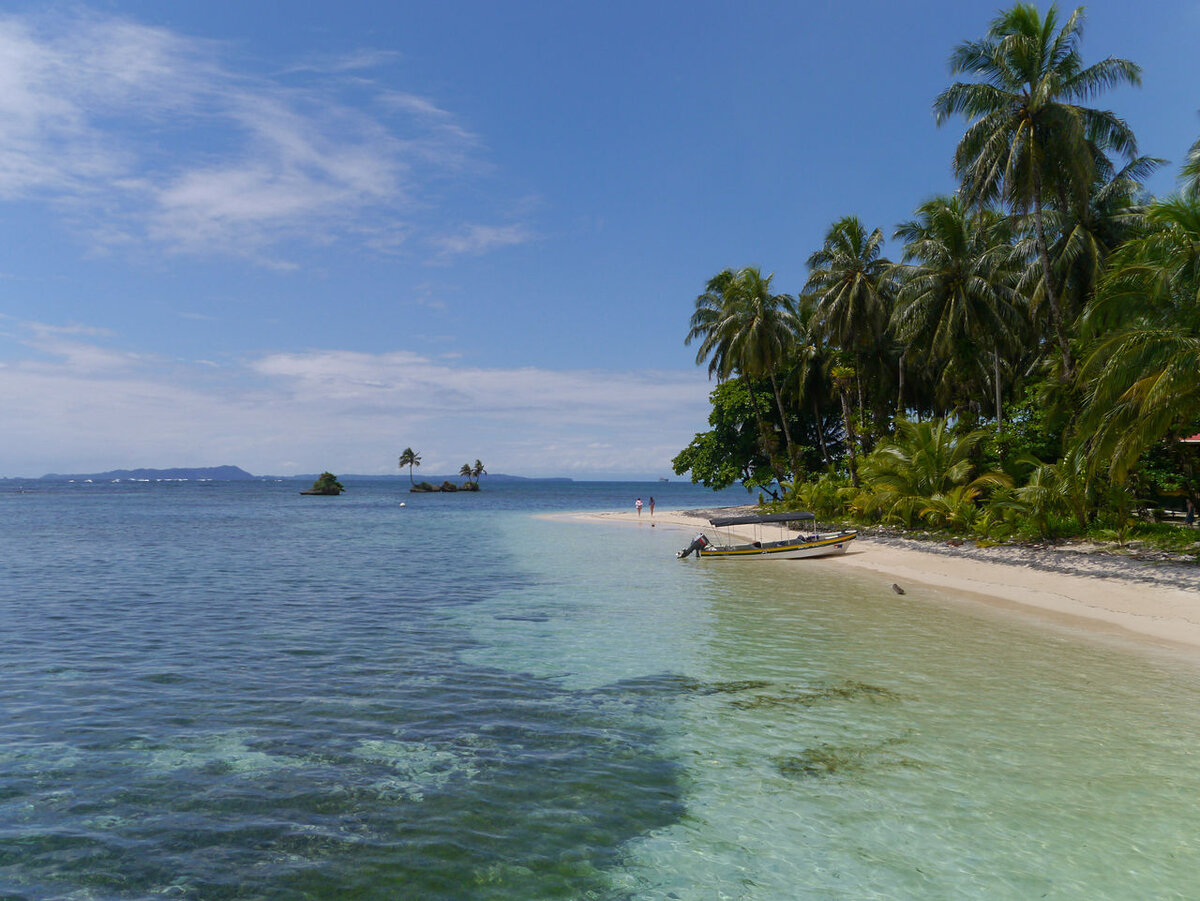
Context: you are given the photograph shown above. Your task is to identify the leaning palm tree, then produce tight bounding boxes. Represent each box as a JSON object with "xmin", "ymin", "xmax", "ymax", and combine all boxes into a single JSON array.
[
  {"xmin": 686, "ymin": 270, "xmax": 772, "ymax": 452},
  {"xmin": 686, "ymin": 267, "xmax": 802, "ymax": 479},
  {"xmin": 686, "ymin": 268, "xmax": 741, "ymax": 383},
  {"xmin": 471, "ymin": 459, "xmax": 487, "ymax": 486},
  {"xmin": 459, "ymin": 462, "xmax": 473, "ymax": 484},
  {"xmin": 717, "ymin": 268, "xmax": 802, "ymax": 478},
  {"xmin": 934, "ymin": 3, "xmax": 1142, "ymax": 376},
  {"xmin": 892, "ymin": 196, "xmax": 1024, "ymax": 422},
  {"xmin": 398, "ymin": 447, "xmax": 422, "ymax": 486}
]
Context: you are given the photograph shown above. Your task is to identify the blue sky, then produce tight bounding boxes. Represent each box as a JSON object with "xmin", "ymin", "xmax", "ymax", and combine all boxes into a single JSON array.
[{"xmin": 3, "ymin": 1, "xmax": 1198, "ymax": 478}]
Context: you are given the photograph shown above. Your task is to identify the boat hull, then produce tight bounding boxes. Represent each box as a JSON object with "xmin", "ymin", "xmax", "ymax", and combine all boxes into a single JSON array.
[{"xmin": 698, "ymin": 531, "xmax": 857, "ymax": 560}]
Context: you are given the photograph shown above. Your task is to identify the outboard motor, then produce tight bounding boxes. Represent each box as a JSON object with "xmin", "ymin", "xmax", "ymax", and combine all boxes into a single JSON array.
[{"xmin": 677, "ymin": 533, "xmax": 709, "ymax": 559}]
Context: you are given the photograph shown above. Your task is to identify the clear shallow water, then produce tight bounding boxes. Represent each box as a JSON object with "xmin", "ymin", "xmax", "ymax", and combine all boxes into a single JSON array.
[{"xmin": 3, "ymin": 479, "xmax": 1200, "ymax": 899}]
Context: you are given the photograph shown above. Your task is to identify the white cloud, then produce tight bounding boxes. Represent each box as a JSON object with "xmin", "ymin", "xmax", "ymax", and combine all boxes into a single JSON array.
[
  {"xmin": 0, "ymin": 11, "xmax": 515, "ymax": 264},
  {"xmin": 0, "ymin": 323, "xmax": 713, "ymax": 478},
  {"xmin": 431, "ymin": 223, "xmax": 536, "ymax": 259}
]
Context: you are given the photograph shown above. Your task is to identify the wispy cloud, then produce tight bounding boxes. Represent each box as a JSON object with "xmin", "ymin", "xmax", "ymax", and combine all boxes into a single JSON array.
[
  {"xmin": 281, "ymin": 49, "xmax": 403, "ymax": 76},
  {"xmin": 431, "ymin": 223, "xmax": 536, "ymax": 259},
  {"xmin": 1, "ymin": 321, "xmax": 710, "ymax": 477},
  {"xmin": 0, "ymin": 11, "xmax": 513, "ymax": 265}
]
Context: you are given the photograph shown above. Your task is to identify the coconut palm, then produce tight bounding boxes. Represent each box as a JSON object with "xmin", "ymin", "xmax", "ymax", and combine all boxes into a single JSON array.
[
  {"xmin": 686, "ymin": 269, "xmax": 741, "ymax": 382},
  {"xmin": 859, "ymin": 417, "xmax": 1010, "ymax": 528},
  {"xmin": 398, "ymin": 447, "xmax": 422, "ymax": 486},
  {"xmin": 686, "ymin": 267, "xmax": 802, "ymax": 479},
  {"xmin": 459, "ymin": 463, "xmax": 473, "ymax": 484},
  {"xmin": 804, "ymin": 216, "xmax": 895, "ymax": 455},
  {"xmin": 1077, "ymin": 194, "xmax": 1200, "ymax": 479},
  {"xmin": 1039, "ymin": 154, "xmax": 1160, "ymax": 330},
  {"xmin": 471, "ymin": 459, "xmax": 487, "ymax": 486},
  {"xmin": 1014, "ymin": 461, "xmax": 1063, "ymax": 538},
  {"xmin": 1182, "ymin": 135, "xmax": 1200, "ymax": 201},
  {"xmin": 830, "ymin": 361, "xmax": 862, "ymax": 487},
  {"xmin": 790, "ymin": 293, "xmax": 838, "ymax": 466},
  {"xmin": 891, "ymin": 196, "xmax": 1024, "ymax": 422},
  {"xmin": 934, "ymin": 3, "xmax": 1142, "ymax": 375}
]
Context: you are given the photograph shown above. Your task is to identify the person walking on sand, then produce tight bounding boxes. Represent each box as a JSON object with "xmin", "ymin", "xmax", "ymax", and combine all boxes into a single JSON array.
[
  {"xmin": 635, "ymin": 497, "xmax": 643, "ymax": 517},
  {"xmin": 649, "ymin": 496, "xmax": 655, "ymax": 517}
]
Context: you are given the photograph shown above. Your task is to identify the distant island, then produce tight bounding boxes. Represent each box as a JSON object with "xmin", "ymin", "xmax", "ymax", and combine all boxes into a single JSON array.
[
  {"xmin": 300, "ymin": 472, "xmax": 345, "ymax": 495},
  {"xmin": 40, "ymin": 465, "xmax": 256, "ymax": 481},
  {"xmin": 34, "ymin": 466, "xmax": 572, "ymax": 483}
]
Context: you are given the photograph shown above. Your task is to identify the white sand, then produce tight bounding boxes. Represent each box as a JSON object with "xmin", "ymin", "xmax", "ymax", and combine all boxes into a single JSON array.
[{"xmin": 552, "ymin": 507, "xmax": 1200, "ymax": 651}]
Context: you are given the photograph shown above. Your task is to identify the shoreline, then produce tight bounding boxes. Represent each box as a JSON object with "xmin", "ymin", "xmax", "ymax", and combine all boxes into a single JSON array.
[{"xmin": 550, "ymin": 506, "xmax": 1200, "ymax": 652}]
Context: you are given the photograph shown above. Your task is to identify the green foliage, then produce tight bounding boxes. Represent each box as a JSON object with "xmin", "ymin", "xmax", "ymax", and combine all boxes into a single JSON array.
[
  {"xmin": 1078, "ymin": 195, "xmax": 1200, "ymax": 480},
  {"xmin": 310, "ymin": 472, "xmax": 344, "ymax": 494},
  {"xmin": 673, "ymin": 379, "xmax": 781, "ymax": 496},
  {"xmin": 981, "ymin": 385, "xmax": 1071, "ymax": 472},
  {"xmin": 673, "ymin": 6, "xmax": 1200, "ymax": 537},
  {"xmin": 858, "ymin": 418, "xmax": 1009, "ymax": 528},
  {"xmin": 785, "ymin": 472, "xmax": 853, "ymax": 521}
]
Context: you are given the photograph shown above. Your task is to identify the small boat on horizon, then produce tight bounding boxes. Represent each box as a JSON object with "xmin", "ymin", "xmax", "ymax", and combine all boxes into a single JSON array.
[{"xmin": 677, "ymin": 511, "xmax": 856, "ymax": 560}]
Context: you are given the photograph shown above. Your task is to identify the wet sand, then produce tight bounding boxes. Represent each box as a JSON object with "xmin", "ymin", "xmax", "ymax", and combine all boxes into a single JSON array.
[{"xmin": 553, "ymin": 507, "xmax": 1200, "ymax": 651}]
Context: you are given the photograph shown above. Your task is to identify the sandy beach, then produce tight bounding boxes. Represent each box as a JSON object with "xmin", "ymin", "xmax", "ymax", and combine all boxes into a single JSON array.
[{"xmin": 557, "ymin": 506, "xmax": 1200, "ymax": 651}]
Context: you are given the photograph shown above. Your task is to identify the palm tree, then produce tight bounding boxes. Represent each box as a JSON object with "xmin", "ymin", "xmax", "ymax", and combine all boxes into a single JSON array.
[
  {"xmin": 830, "ymin": 361, "xmax": 862, "ymax": 487},
  {"xmin": 459, "ymin": 462, "xmax": 473, "ymax": 484},
  {"xmin": 934, "ymin": 3, "xmax": 1142, "ymax": 376},
  {"xmin": 398, "ymin": 447, "xmax": 422, "ymax": 486},
  {"xmin": 686, "ymin": 268, "xmax": 741, "ymax": 383},
  {"xmin": 1182, "ymin": 134, "xmax": 1200, "ymax": 201},
  {"xmin": 1077, "ymin": 194, "xmax": 1200, "ymax": 479},
  {"xmin": 791, "ymin": 293, "xmax": 837, "ymax": 466},
  {"xmin": 471, "ymin": 459, "xmax": 487, "ymax": 486},
  {"xmin": 891, "ymin": 196, "xmax": 1023, "ymax": 422},
  {"xmin": 686, "ymin": 267, "xmax": 802, "ymax": 479},
  {"xmin": 804, "ymin": 216, "xmax": 895, "ymax": 455},
  {"xmin": 860, "ymin": 417, "xmax": 1010, "ymax": 527},
  {"xmin": 1039, "ymin": 154, "xmax": 1160, "ymax": 330}
]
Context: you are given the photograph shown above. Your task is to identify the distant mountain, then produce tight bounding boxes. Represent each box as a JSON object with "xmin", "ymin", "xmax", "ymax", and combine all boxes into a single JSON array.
[{"xmin": 40, "ymin": 465, "xmax": 257, "ymax": 481}]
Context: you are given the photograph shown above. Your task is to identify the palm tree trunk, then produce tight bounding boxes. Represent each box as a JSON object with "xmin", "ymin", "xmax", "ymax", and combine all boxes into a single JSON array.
[
  {"xmin": 813, "ymin": 399, "xmax": 831, "ymax": 466},
  {"xmin": 855, "ymin": 362, "xmax": 865, "ymax": 427},
  {"xmin": 1031, "ymin": 175, "xmax": 1073, "ymax": 376},
  {"xmin": 993, "ymin": 350, "xmax": 1003, "ymax": 424},
  {"xmin": 897, "ymin": 351, "xmax": 906, "ymax": 416},
  {"xmin": 839, "ymin": 388, "xmax": 860, "ymax": 488},
  {"xmin": 769, "ymin": 373, "xmax": 797, "ymax": 480},
  {"xmin": 743, "ymin": 376, "xmax": 786, "ymax": 482}
]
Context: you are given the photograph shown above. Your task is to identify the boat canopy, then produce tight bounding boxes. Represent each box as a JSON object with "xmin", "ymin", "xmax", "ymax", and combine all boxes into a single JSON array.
[{"xmin": 708, "ymin": 511, "xmax": 815, "ymax": 527}]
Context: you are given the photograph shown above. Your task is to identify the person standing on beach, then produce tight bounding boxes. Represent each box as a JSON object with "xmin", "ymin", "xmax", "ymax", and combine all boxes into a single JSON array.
[
  {"xmin": 649, "ymin": 496, "xmax": 655, "ymax": 517},
  {"xmin": 635, "ymin": 497, "xmax": 643, "ymax": 516}
]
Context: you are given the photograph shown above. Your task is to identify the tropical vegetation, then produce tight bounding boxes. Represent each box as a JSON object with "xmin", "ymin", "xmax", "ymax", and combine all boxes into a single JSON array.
[
  {"xmin": 672, "ymin": 3, "xmax": 1200, "ymax": 552},
  {"xmin": 398, "ymin": 447, "xmax": 421, "ymax": 486},
  {"xmin": 306, "ymin": 472, "xmax": 345, "ymax": 495},
  {"xmin": 400, "ymin": 448, "xmax": 488, "ymax": 492}
]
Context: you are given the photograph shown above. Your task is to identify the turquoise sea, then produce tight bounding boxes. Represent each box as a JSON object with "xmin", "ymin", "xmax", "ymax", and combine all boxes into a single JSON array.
[{"xmin": 3, "ymin": 478, "xmax": 1200, "ymax": 899}]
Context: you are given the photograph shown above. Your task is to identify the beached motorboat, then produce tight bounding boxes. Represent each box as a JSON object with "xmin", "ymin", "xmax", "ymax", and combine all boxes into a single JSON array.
[{"xmin": 676, "ymin": 512, "xmax": 856, "ymax": 560}]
